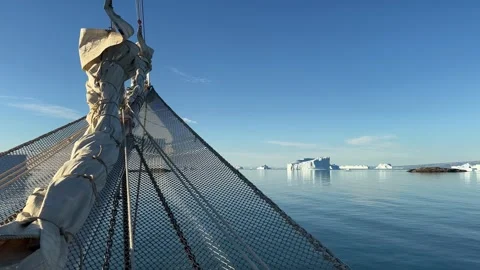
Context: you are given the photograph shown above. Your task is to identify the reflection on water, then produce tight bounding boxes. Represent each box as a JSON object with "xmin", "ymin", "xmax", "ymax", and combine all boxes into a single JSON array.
[
  {"xmin": 350, "ymin": 170, "xmax": 368, "ymax": 181},
  {"xmin": 459, "ymin": 171, "xmax": 480, "ymax": 185},
  {"xmin": 241, "ymin": 169, "xmax": 480, "ymax": 270},
  {"xmin": 461, "ymin": 171, "xmax": 471, "ymax": 183},
  {"xmin": 286, "ymin": 169, "xmax": 331, "ymax": 186},
  {"xmin": 378, "ymin": 170, "xmax": 387, "ymax": 182}
]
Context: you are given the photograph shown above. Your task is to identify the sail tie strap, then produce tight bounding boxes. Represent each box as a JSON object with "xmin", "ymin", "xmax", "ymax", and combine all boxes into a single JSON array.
[
  {"xmin": 61, "ymin": 174, "xmax": 98, "ymax": 200},
  {"xmin": 92, "ymin": 155, "xmax": 109, "ymax": 177}
]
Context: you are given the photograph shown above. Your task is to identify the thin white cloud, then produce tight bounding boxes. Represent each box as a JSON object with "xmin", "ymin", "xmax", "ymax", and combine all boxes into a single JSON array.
[
  {"xmin": 182, "ymin": 117, "xmax": 197, "ymax": 124},
  {"xmin": 7, "ymin": 103, "xmax": 82, "ymax": 120},
  {"xmin": 0, "ymin": 95, "xmax": 38, "ymax": 101},
  {"xmin": 346, "ymin": 135, "xmax": 396, "ymax": 146},
  {"xmin": 168, "ymin": 67, "xmax": 211, "ymax": 83},
  {"xmin": 1, "ymin": 95, "xmax": 82, "ymax": 120},
  {"xmin": 266, "ymin": 140, "xmax": 317, "ymax": 148}
]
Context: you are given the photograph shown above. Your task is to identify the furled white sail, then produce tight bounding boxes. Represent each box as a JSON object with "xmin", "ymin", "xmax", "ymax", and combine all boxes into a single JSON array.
[{"xmin": 0, "ymin": 1, "xmax": 153, "ymax": 269}]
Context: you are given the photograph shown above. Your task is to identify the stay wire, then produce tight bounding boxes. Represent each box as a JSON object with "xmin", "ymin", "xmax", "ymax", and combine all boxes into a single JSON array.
[
  {"xmin": 121, "ymin": 109, "xmax": 135, "ymax": 269},
  {"xmin": 127, "ymin": 108, "xmax": 266, "ymax": 270}
]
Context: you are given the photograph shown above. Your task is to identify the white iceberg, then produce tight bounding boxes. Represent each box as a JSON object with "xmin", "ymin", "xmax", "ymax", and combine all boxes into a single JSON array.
[
  {"xmin": 451, "ymin": 163, "xmax": 473, "ymax": 172},
  {"xmin": 329, "ymin": 164, "xmax": 340, "ymax": 170},
  {"xmin": 375, "ymin": 163, "xmax": 393, "ymax": 170},
  {"xmin": 287, "ymin": 157, "xmax": 330, "ymax": 170},
  {"xmin": 472, "ymin": 164, "xmax": 480, "ymax": 171},
  {"xmin": 256, "ymin": 165, "xmax": 271, "ymax": 170},
  {"xmin": 339, "ymin": 165, "xmax": 369, "ymax": 170}
]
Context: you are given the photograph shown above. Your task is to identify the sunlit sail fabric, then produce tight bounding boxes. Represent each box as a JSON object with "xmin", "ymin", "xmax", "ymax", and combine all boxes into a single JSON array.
[{"xmin": 0, "ymin": 1, "xmax": 153, "ymax": 268}]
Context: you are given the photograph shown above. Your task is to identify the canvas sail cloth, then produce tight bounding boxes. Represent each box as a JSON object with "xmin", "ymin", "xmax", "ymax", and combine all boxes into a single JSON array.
[{"xmin": 0, "ymin": 3, "xmax": 153, "ymax": 269}]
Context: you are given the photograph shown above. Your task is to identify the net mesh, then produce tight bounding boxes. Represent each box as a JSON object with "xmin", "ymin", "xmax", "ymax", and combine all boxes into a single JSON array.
[{"xmin": 0, "ymin": 90, "xmax": 349, "ymax": 269}]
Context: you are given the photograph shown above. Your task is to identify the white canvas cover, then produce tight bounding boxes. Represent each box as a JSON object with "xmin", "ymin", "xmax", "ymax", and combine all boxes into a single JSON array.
[{"xmin": 0, "ymin": 1, "xmax": 153, "ymax": 269}]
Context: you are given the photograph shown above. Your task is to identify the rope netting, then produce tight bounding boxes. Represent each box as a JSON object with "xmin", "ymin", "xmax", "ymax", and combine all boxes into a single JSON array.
[
  {"xmin": 0, "ymin": 118, "xmax": 88, "ymax": 223},
  {"xmin": 0, "ymin": 89, "xmax": 349, "ymax": 269}
]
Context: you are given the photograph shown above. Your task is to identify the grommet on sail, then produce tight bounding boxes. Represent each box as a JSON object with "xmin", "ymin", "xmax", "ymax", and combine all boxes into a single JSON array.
[{"xmin": 0, "ymin": 1, "xmax": 349, "ymax": 269}]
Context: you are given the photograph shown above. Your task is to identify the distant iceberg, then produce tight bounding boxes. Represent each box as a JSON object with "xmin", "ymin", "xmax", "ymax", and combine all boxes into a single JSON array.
[
  {"xmin": 330, "ymin": 164, "xmax": 340, "ymax": 170},
  {"xmin": 451, "ymin": 163, "xmax": 473, "ymax": 172},
  {"xmin": 339, "ymin": 165, "xmax": 369, "ymax": 170},
  {"xmin": 472, "ymin": 164, "xmax": 480, "ymax": 171},
  {"xmin": 235, "ymin": 166, "xmax": 244, "ymax": 170},
  {"xmin": 257, "ymin": 165, "xmax": 271, "ymax": 170},
  {"xmin": 287, "ymin": 157, "xmax": 330, "ymax": 170},
  {"xmin": 375, "ymin": 163, "xmax": 393, "ymax": 170}
]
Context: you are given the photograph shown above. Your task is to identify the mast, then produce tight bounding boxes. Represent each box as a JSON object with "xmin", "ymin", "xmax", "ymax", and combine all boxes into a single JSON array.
[{"xmin": 0, "ymin": 1, "xmax": 153, "ymax": 269}]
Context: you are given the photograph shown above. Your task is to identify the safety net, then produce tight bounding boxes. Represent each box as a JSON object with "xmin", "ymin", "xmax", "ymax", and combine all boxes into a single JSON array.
[{"xmin": 0, "ymin": 90, "xmax": 349, "ymax": 269}]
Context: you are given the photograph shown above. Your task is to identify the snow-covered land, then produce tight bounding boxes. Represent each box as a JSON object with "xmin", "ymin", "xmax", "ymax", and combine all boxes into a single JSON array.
[{"xmin": 339, "ymin": 165, "xmax": 369, "ymax": 170}]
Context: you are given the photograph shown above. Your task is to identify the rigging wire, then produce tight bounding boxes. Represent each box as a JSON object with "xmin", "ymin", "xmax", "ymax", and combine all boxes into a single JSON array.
[
  {"xmin": 141, "ymin": 0, "xmax": 146, "ymax": 40},
  {"xmin": 133, "ymin": 144, "xmax": 201, "ymax": 269},
  {"xmin": 134, "ymin": 0, "xmax": 150, "ymax": 85},
  {"xmin": 121, "ymin": 0, "xmax": 151, "ymax": 262},
  {"xmin": 132, "ymin": 96, "xmax": 149, "ymax": 235},
  {"xmin": 121, "ymin": 109, "xmax": 135, "ymax": 269},
  {"xmin": 134, "ymin": 0, "xmax": 146, "ymax": 40},
  {"xmin": 127, "ymin": 106, "xmax": 267, "ymax": 270}
]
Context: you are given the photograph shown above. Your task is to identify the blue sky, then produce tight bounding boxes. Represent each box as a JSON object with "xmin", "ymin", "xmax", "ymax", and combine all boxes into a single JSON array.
[{"xmin": 1, "ymin": 0, "xmax": 479, "ymax": 167}]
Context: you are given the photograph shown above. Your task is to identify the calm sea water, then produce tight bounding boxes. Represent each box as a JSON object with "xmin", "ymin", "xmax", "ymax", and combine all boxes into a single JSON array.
[{"xmin": 241, "ymin": 169, "xmax": 480, "ymax": 270}]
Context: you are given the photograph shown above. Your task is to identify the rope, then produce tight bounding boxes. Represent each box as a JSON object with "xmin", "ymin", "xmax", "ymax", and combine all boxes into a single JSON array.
[
  {"xmin": 129, "ymin": 111, "xmax": 266, "ymax": 270},
  {"xmin": 135, "ymin": 0, "xmax": 142, "ymax": 25},
  {"xmin": 150, "ymin": 91, "xmax": 351, "ymax": 269},
  {"xmin": 141, "ymin": 0, "xmax": 146, "ymax": 40},
  {"xmin": 0, "ymin": 209, "xmax": 22, "ymax": 226},
  {"xmin": 132, "ymin": 91, "xmax": 150, "ymax": 235},
  {"xmin": 132, "ymin": 102, "xmax": 147, "ymax": 234},
  {"xmin": 102, "ymin": 175, "xmax": 123, "ymax": 270},
  {"xmin": 120, "ymin": 0, "xmax": 151, "ymax": 248},
  {"xmin": 134, "ymin": 0, "xmax": 145, "ymax": 38},
  {"xmin": 133, "ymin": 144, "xmax": 201, "ymax": 269},
  {"xmin": 0, "ymin": 126, "xmax": 87, "ymax": 190},
  {"xmin": 134, "ymin": 0, "xmax": 149, "ymax": 85},
  {"xmin": 0, "ymin": 116, "xmax": 85, "ymax": 158}
]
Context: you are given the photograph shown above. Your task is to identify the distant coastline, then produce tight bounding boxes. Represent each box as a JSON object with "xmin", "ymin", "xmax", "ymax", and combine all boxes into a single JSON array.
[
  {"xmin": 393, "ymin": 160, "xmax": 480, "ymax": 170},
  {"xmin": 237, "ymin": 160, "xmax": 480, "ymax": 171},
  {"xmin": 408, "ymin": 167, "xmax": 467, "ymax": 173}
]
